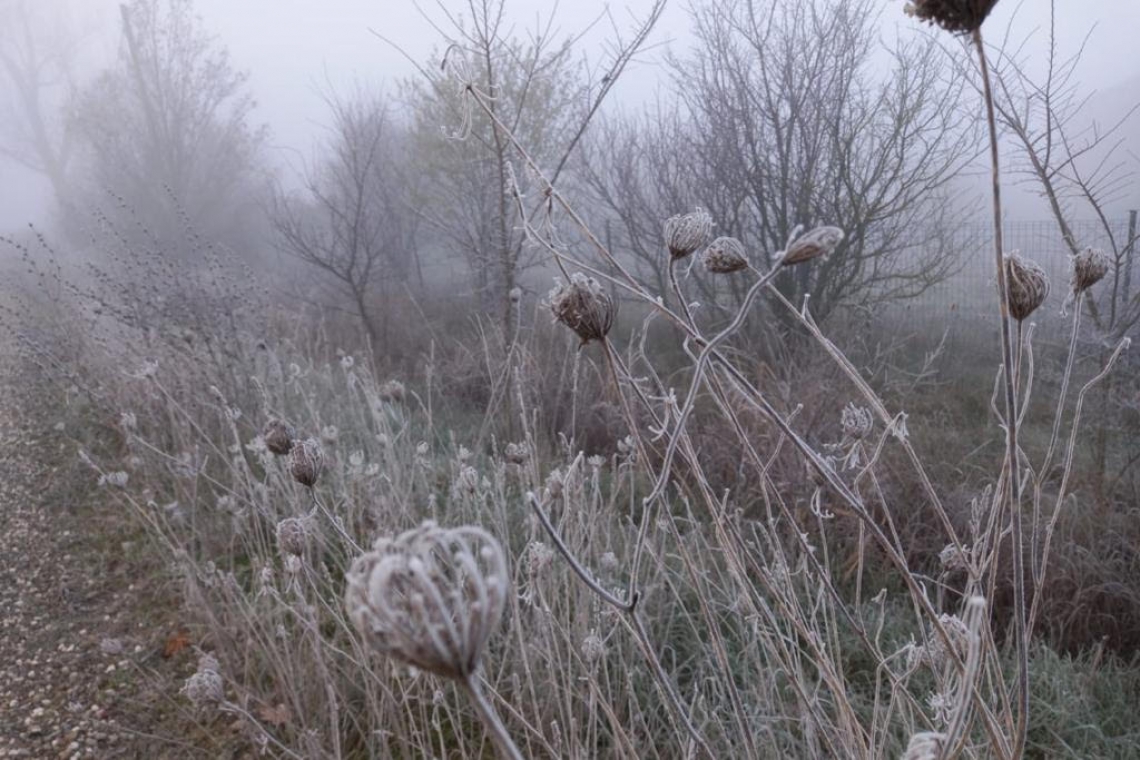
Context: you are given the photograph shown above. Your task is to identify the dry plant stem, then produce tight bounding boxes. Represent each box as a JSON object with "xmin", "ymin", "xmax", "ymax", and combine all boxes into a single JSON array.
[
  {"xmin": 975, "ymin": 27, "xmax": 1030, "ymax": 757},
  {"xmin": 1027, "ymin": 336, "xmax": 1130, "ymax": 635},
  {"xmin": 525, "ymin": 490, "xmax": 716, "ymax": 759},
  {"xmin": 469, "ymin": 69, "xmax": 1009, "ymax": 754},
  {"xmin": 759, "ymin": 279, "xmax": 969, "ymax": 561},
  {"xmin": 525, "ymin": 492, "xmax": 633, "ymax": 611},
  {"xmin": 644, "ymin": 264, "xmax": 784, "ymax": 509},
  {"xmin": 1031, "ymin": 297, "xmax": 1082, "ymax": 581},
  {"xmin": 461, "ymin": 675, "xmax": 525, "ymax": 760},
  {"xmin": 616, "ymin": 327, "xmax": 969, "ymax": 749}
]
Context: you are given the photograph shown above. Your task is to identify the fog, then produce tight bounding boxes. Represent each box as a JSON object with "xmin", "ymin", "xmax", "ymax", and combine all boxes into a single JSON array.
[{"xmin": 2, "ymin": 0, "xmax": 1138, "ymax": 234}]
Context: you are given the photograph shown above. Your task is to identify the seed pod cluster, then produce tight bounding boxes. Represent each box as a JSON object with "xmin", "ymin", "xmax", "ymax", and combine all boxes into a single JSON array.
[
  {"xmin": 290, "ymin": 437, "xmax": 324, "ymax": 487},
  {"xmin": 1071, "ymin": 247, "xmax": 1110, "ymax": 294},
  {"xmin": 1005, "ymin": 253, "xmax": 1049, "ymax": 321},
  {"xmin": 547, "ymin": 273, "xmax": 616, "ymax": 344},
  {"xmin": 663, "ymin": 208, "xmax": 713, "ymax": 259},
  {"xmin": 903, "ymin": 0, "xmax": 1000, "ymax": 34},
  {"xmin": 701, "ymin": 236, "xmax": 749, "ymax": 274},
  {"xmin": 344, "ymin": 521, "xmax": 508, "ymax": 680},
  {"xmin": 782, "ymin": 226, "xmax": 844, "ymax": 266},
  {"xmin": 263, "ymin": 418, "xmax": 296, "ymax": 456}
]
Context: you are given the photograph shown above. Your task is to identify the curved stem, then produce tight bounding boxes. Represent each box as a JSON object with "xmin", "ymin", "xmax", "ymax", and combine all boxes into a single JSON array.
[
  {"xmin": 462, "ymin": 674, "xmax": 525, "ymax": 760},
  {"xmin": 974, "ymin": 27, "xmax": 1029, "ymax": 757}
]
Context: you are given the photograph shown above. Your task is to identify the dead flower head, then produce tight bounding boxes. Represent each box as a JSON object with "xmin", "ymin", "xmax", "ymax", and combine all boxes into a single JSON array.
[
  {"xmin": 344, "ymin": 521, "xmax": 509, "ymax": 680},
  {"xmin": 663, "ymin": 208, "xmax": 713, "ymax": 259},
  {"xmin": 902, "ymin": 732, "xmax": 947, "ymax": 760},
  {"xmin": 1071, "ymin": 247, "xmax": 1110, "ymax": 295},
  {"xmin": 701, "ymin": 236, "xmax": 749, "ymax": 274},
  {"xmin": 378, "ymin": 379, "xmax": 406, "ymax": 403},
  {"xmin": 903, "ymin": 0, "xmax": 999, "ymax": 34},
  {"xmin": 841, "ymin": 402, "xmax": 873, "ymax": 440},
  {"xmin": 547, "ymin": 273, "xmax": 616, "ymax": 344},
  {"xmin": 1005, "ymin": 253, "xmax": 1049, "ymax": 321},
  {"xmin": 262, "ymin": 418, "xmax": 296, "ymax": 456},
  {"xmin": 782, "ymin": 226, "xmax": 844, "ymax": 266},
  {"xmin": 275, "ymin": 516, "xmax": 311, "ymax": 557},
  {"xmin": 290, "ymin": 438, "xmax": 324, "ymax": 487}
]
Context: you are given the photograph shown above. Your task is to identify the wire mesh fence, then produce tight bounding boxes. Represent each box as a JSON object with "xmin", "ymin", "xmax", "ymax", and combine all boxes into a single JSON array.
[{"xmin": 875, "ymin": 214, "xmax": 1138, "ymax": 361}]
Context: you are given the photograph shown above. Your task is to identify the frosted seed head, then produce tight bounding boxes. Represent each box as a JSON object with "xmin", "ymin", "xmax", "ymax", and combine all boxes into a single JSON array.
[
  {"xmin": 1005, "ymin": 253, "xmax": 1049, "ymax": 321},
  {"xmin": 547, "ymin": 273, "xmax": 616, "ymax": 344},
  {"xmin": 840, "ymin": 402, "xmax": 873, "ymax": 440},
  {"xmin": 701, "ymin": 236, "xmax": 749, "ymax": 274},
  {"xmin": 903, "ymin": 0, "xmax": 999, "ymax": 34},
  {"xmin": 902, "ymin": 731, "xmax": 947, "ymax": 760},
  {"xmin": 663, "ymin": 208, "xmax": 713, "ymax": 259},
  {"xmin": 289, "ymin": 438, "xmax": 324, "ymax": 487},
  {"xmin": 1072, "ymin": 247, "xmax": 1110, "ymax": 294},
  {"xmin": 262, "ymin": 418, "xmax": 296, "ymax": 456},
  {"xmin": 782, "ymin": 226, "xmax": 844, "ymax": 266},
  {"xmin": 275, "ymin": 517, "xmax": 310, "ymax": 557},
  {"xmin": 343, "ymin": 522, "xmax": 509, "ymax": 680}
]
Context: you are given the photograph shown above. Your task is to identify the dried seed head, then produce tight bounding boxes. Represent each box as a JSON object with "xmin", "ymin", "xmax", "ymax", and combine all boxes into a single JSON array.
[
  {"xmin": 321, "ymin": 425, "xmax": 339, "ymax": 444},
  {"xmin": 840, "ymin": 402, "xmax": 873, "ymax": 440},
  {"xmin": 378, "ymin": 380, "xmax": 406, "ymax": 403},
  {"xmin": 903, "ymin": 0, "xmax": 999, "ymax": 33},
  {"xmin": 701, "ymin": 236, "xmax": 749, "ymax": 274},
  {"xmin": 581, "ymin": 632, "xmax": 607, "ymax": 664},
  {"xmin": 275, "ymin": 517, "xmax": 310, "ymax": 557},
  {"xmin": 525, "ymin": 541, "xmax": 555, "ymax": 577},
  {"xmin": 547, "ymin": 273, "xmax": 616, "ymax": 344},
  {"xmin": 1071, "ymin": 247, "xmax": 1110, "ymax": 294},
  {"xmin": 290, "ymin": 438, "xmax": 324, "ymax": 487},
  {"xmin": 663, "ymin": 208, "xmax": 713, "ymax": 259},
  {"xmin": 182, "ymin": 656, "xmax": 224, "ymax": 707},
  {"xmin": 938, "ymin": 544, "xmax": 970, "ymax": 572},
  {"xmin": 1005, "ymin": 253, "xmax": 1049, "ymax": 321},
  {"xmin": 782, "ymin": 226, "xmax": 844, "ymax": 266},
  {"xmin": 599, "ymin": 551, "xmax": 619, "ymax": 573},
  {"xmin": 911, "ymin": 613, "xmax": 971, "ymax": 670},
  {"xmin": 504, "ymin": 441, "xmax": 530, "ymax": 465},
  {"xmin": 263, "ymin": 418, "xmax": 295, "ymax": 456},
  {"xmin": 343, "ymin": 521, "xmax": 509, "ymax": 680},
  {"xmin": 902, "ymin": 732, "xmax": 947, "ymax": 760}
]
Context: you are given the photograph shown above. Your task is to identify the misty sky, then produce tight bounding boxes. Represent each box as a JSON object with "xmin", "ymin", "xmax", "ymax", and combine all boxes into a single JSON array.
[{"xmin": 2, "ymin": 0, "xmax": 1139, "ymax": 231}]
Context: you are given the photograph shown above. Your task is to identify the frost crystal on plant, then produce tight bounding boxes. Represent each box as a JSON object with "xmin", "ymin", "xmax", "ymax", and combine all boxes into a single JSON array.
[
  {"xmin": 781, "ymin": 226, "xmax": 844, "ymax": 266},
  {"xmin": 344, "ymin": 521, "xmax": 509, "ymax": 680},
  {"xmin": 547, "ymin": 273, "xmax": 616, "ymax": 344},
  {"xmin": 663, "ymin": 208, "xmax": 713, "ymax": 259}
]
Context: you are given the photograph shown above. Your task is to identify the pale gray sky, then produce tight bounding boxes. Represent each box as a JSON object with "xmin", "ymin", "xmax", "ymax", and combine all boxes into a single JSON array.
[{"xmin": 1, "ymin": 0, "xmax": 1138, "ymax": 230}]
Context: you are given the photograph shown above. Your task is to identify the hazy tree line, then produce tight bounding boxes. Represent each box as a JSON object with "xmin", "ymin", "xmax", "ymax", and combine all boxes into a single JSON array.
[{"xmin": 2, "ymin": 0, "xmax": 1132, "ymax": 361}]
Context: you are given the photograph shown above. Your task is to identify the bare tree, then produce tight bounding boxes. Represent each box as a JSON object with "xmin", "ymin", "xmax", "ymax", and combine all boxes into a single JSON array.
[
  {"xmin": 989, "ymin": 5, "xmax": 1140, "ymax": 337},
  {"xmin": 273, "ymin": 93, "xmax": 422, "ymax": 355},
  {"xmin": 0, "ymin": 0, "xmax": 85, "ymax": 215},
  {"xmin": 988, "ymin": 4, "xmax": 1140, "ymax": 495},
  {"xmin": 399, "ymin": 0, "xmax": 665, "ymax": 341},
  {"xmin": 584, "ymin": 0, "xmax": 977, "ymax": 329},
  {"xmin": 71, "ymin": 0, "xmax": 266, "ymax": 250}
]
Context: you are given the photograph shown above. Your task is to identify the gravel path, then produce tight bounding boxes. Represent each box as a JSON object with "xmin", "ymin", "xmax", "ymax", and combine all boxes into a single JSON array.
[{"xmin": 0, "ymin": 351, "xmax": 195, "ymax": 759}]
